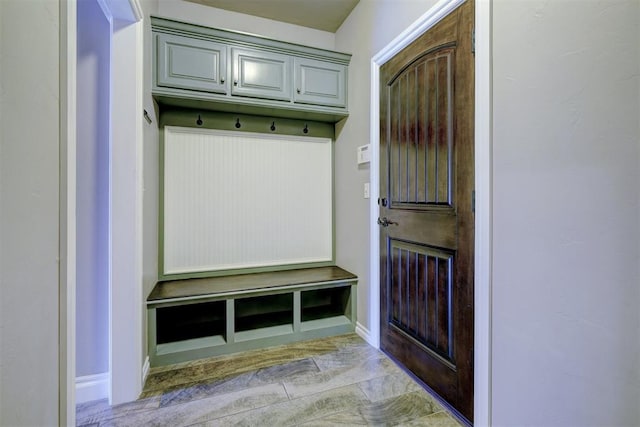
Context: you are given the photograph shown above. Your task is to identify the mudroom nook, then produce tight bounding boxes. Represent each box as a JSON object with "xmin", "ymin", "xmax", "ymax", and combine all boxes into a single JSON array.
[{"xmin": 147, "ymin": 16, "xmax": 355, "ymax": 367}]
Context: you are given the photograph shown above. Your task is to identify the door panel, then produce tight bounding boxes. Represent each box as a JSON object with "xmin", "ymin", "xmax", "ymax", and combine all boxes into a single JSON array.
[
  {"xmin": 380, "ymin": 0, "xmax": 474, "ymax": 422},
  {"xmin": 388, "ymin": 240, "xmax": 454, "ymax": 360},
  {"xmin": 232, "ymin": 47, "xmax": 291, "ymax": 101},
  {"xmin": 388, "ymin": 50, "xmax": 454, "ymax": 210},
  {"xmin": 294, "ymin": 57, "xmax": 347, "ymax": 108},
  {"xmin": 157, "ymin": 34, "xmax": 228, "ymax": 94}
]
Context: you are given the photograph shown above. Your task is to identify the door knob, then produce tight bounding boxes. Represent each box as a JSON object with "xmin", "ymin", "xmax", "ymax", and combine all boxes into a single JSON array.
[{"xmin": 377, "ymin": 217, "xmax": 397, "ymax": 227}]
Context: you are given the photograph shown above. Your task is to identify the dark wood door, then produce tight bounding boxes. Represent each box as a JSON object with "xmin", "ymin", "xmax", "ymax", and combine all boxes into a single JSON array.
[{"xmin": 379, "ymin": 0, "xmax": 474, "ymax": 422}]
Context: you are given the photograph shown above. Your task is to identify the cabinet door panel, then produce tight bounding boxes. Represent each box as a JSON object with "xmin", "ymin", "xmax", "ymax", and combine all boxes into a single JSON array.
[
  {"xmin": 157, "ymin": 34, "xmax": 227, "ymax": 94},
  {"xmin": 232, "ymin": 48, "xmax": 291, "ymax": 101},
  {"xmin": 294, "ymin": 58, "xmax": 346, "ymax": 108}
]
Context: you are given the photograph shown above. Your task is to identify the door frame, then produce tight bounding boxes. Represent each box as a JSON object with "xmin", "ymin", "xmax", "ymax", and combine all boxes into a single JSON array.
[
  {"xmin": 368, "ymin": 0, "xmax": 492, "ymax": 424},
  {"xmin": 59, "ymin": 0, "xmax": 144, "ymax": 423}
]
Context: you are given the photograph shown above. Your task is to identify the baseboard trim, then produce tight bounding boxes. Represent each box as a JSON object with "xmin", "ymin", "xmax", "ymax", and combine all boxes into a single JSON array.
[
  {"xmin": 142, "ymin": 356, "xmax": 150, "ymax": 385},
  {"xmin": 356, "ymin": 322, "xmax": 378, "ymax": 348},
  {"xmin": 75, "ymin": 372, "xmax": 109, "ymax": 404}
]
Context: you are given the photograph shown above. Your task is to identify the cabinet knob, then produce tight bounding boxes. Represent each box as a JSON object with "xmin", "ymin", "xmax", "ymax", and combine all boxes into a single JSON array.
[
  {"xmin": 221, "ymin": 77, "xmax": 225, "ymax": 84},
  {"xmin": 234, "ymin": 80, "xmax": 238, "ymax": 86},
  {"xmin": 297, "ymin": 88, "xmax": 301, "ymax": 94}
]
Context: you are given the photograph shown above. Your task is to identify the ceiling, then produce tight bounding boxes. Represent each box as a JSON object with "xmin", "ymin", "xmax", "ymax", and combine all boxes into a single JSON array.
[{"xmin": 184, "ymin": 0, "xmax": 360, "ymax": 33}]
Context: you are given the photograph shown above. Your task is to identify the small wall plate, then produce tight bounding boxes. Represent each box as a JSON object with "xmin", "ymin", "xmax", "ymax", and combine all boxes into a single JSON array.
[{"xmin": 357, "ymin": 144, "xmax": 371, "ymax": 164}]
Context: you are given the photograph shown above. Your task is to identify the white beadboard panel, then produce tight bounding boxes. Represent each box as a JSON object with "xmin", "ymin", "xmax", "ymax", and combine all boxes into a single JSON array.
[{"xmin": 163, "ymin": 127, "xmax": 333, "ymax": 275}]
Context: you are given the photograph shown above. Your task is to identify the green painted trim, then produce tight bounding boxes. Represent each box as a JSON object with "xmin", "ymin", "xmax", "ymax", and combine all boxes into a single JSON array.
[
  {"xmin": 150, "ymin": 325, "xmax": 356, "ymax": 367},
  {"xmin": 293, "ymin": 291, "xmax": 302, "ymax": 333},
  {"xmin": 234, "ymin": 324, "xmax": 294, "ymax": 343},
  {"xmin": 331, "ymin": 138, "xmax": 336, "ymax": 264},
  {"xmin": 156, "ymin": 335, "xmax": 226, "ymax": 356},
  {"xmin": 158, "ymin": 261, "xmax": 336, "ymax": 282},
  {"xmin": 157, "ymin": 120, "xmax": 336, "ymax": 280},
  {"xmin": 350, "ymin": 284, "xmax": 358, "ymax": 326},
  {"xmin": 147, "ymin": 308, "xmax": 157, "ymax": 366},
  {"xmin": 153, "ymin": 91, "xmax": 349, "ymax": 124},
  {"xmin": 147, "ymin": 279, "xmax": 357, "ymax": 309},
  {"xmin": 159, "ymin": 108, "xmax": 335, "ymax": 139},
  {"xmin": 157, "ymin": 126, "xmax": 166, "ymax": 278},
  {"xmin": 300, "ymin": 315, "xmax": 351, "ymax": 332},
  {"xmin": 226, "ymin": 299, "xmax": 235, "ymax": 344}
]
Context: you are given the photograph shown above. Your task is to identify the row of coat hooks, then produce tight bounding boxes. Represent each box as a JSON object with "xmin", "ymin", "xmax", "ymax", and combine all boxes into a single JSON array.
[{"xmin": 196, "ymin": 114, "xmax": 309, "ymax": 134}]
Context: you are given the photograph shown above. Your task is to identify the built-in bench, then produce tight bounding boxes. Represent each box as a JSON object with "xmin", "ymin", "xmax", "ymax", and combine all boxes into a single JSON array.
[{"xmin": 147, "ymin": 266, "xmax": 357, "ymax": 366}]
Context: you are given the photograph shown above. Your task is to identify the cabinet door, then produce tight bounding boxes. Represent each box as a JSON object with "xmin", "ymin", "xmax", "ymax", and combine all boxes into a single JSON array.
[
  {"xmin": 294, "ymin": 58, "xmax": 347, "ymax": 108},
  {"xmin": 157, "ymin": 34, "xmax": 228, "ymax": 94},
  {"xmin": 232, "ymin": 48, "xmax": 291, "ymax": 101}
]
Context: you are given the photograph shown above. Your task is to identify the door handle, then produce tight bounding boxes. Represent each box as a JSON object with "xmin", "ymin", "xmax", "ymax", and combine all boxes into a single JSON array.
[{"xmin": 377, "ymin": 217, "xmax": 397, "ymax": 227}]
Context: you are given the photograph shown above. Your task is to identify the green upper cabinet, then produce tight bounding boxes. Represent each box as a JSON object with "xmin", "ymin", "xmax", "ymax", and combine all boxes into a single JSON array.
[
  {"xmin": 151, "ymin": 17, "xmax": 351, "ymax": 123},
  {"xmin": 232, "ymin": 48, "xmax": 291, "ymax": 101},
  {"xmin": 157, "ymin": 34, "xmax": 228, "ymax": 94},
  {"xmin": 294, "ymin": 58, "xmax": 347, "ymax": 108}
]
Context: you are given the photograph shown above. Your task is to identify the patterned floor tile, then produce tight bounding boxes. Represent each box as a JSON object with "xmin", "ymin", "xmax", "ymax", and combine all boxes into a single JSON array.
[
  {"xmin": 357, "ymin": 373, "xmax": 423, "ymax": 402},
  {"xmin": 313, "ymin": 340, "xmax": 383, "ymax": 371},
  {"xmin": 101, "ymin": 383, "xmax": 288, "ymax": 427},
  {"xmin": 357, "ymin": 391, "xmax": 442, "ymax": 425},
  {"xmin": 283, "ymin": 355, "xmax": 398, "ymax": 399},
  {"xmin": 194, "ymin": 384, "xmax": 369, "ymax": 427},
  {"xmin": 77, "ymin": 334, "xmax": 463, "ymax": 427},
  {"xmin": 395, "ymin": 410, "xmax": 464, "ymax": 427},
  {"xmin": 159, "ymin": 357, "xmax": 319, "ymax": 407},
  {"xmin": 143, "ymin": 337, "xmax": 339, "ymax": 393},
  {"xmin": 76, "ymin": 396, "xmax": 161, "ymax": 425}
]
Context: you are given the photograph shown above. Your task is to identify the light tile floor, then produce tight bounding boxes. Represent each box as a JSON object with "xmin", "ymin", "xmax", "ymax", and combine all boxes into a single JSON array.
[{"xmin": 76, "ymin": 334, "xmax": 464, "ymax": 426}]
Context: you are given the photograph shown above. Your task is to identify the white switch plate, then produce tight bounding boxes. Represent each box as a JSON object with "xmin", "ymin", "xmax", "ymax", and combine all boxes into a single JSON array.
[
  {"xmin": 357, "ymin": 144, "xmax": 371, "ymax": 164},
  {"xmin": 364, "ymin": 182, "xmax": 370, "ymax": 199}
]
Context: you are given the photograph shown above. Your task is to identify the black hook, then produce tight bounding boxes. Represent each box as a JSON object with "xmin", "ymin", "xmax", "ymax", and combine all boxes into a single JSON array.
[
  {"xmin": 303, "ymin": 124, "xmax": 309, "ymax": 134},
  {"xmin": 270, "ymin": 121, "xmax": 276, "ymax": 131},
  {"xmin": 235, "ymin": 118, "xmax": 241, "ymax": 128},
  {"xmin": 196, "ymin": 114, "xmax": 203, "ymax": 126}
]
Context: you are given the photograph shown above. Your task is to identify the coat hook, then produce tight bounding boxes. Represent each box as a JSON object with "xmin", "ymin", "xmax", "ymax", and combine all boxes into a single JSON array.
[
  {"xmin": 303, "ymin": 124, "xmax": 309, "ymax": 134},
  {"xmin": 270, "ymin": 121, "xmax": 276, "ymax": 131},
  {"xmin": 196, "ymin": 114, "xmax": 203, "ymax": 126},
  {"xmin": 235, "ymin": 118, "xmax": 241, "ymax": 128}
]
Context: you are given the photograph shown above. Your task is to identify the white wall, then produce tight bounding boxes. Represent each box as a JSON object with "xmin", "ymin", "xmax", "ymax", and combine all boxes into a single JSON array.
[
  {"xmin": 156, "ymin": 0, "xmax": 335, "ymax": 51},
  {"xmin": 334, "ymin": 0, "xmax": 438, "ymax": 337},
  {"xmin": 76, "ymin": 0, "xmax": 111, "ymax": 379},
  {"xmin": 0, "ymin": 0, "xmax": 61, "ymax": 425},
  {"xmin": 492, "ymin": 1, "xmax": 640, "ymax": 425}
]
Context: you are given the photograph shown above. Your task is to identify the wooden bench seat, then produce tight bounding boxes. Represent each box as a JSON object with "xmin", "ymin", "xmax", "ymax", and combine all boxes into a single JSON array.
[{"xmin": 147, "ymin": 266, "xmax": 357, "ymax": 366}]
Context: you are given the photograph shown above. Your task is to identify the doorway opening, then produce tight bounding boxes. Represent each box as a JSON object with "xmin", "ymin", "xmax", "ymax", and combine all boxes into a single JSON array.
[{"xmin": 368, "ymin": 0, "xmax": 491, "ymax": 424}]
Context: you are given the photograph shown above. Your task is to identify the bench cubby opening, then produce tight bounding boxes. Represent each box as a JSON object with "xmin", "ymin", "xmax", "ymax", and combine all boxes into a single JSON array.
[
  {"xmin": 156, "ymin": 300, "xmax": 226, "ymax": 344},
  {"xmin": 301, "ymin": 286, "xmax": 351, "ymax": 322},
  {"xmin": 234, "ymin": 293, "xmax": 294, "ymax": 331}
]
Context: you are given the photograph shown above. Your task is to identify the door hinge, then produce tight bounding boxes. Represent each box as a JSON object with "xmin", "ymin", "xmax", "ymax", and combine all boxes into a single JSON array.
[
  {"xmin": 471, "ymin": 28, "xmax": 475, "ymax": 54},
  {"xmin": 472, "ymin": 190, "xmax": 475, "ymax": 213}
]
